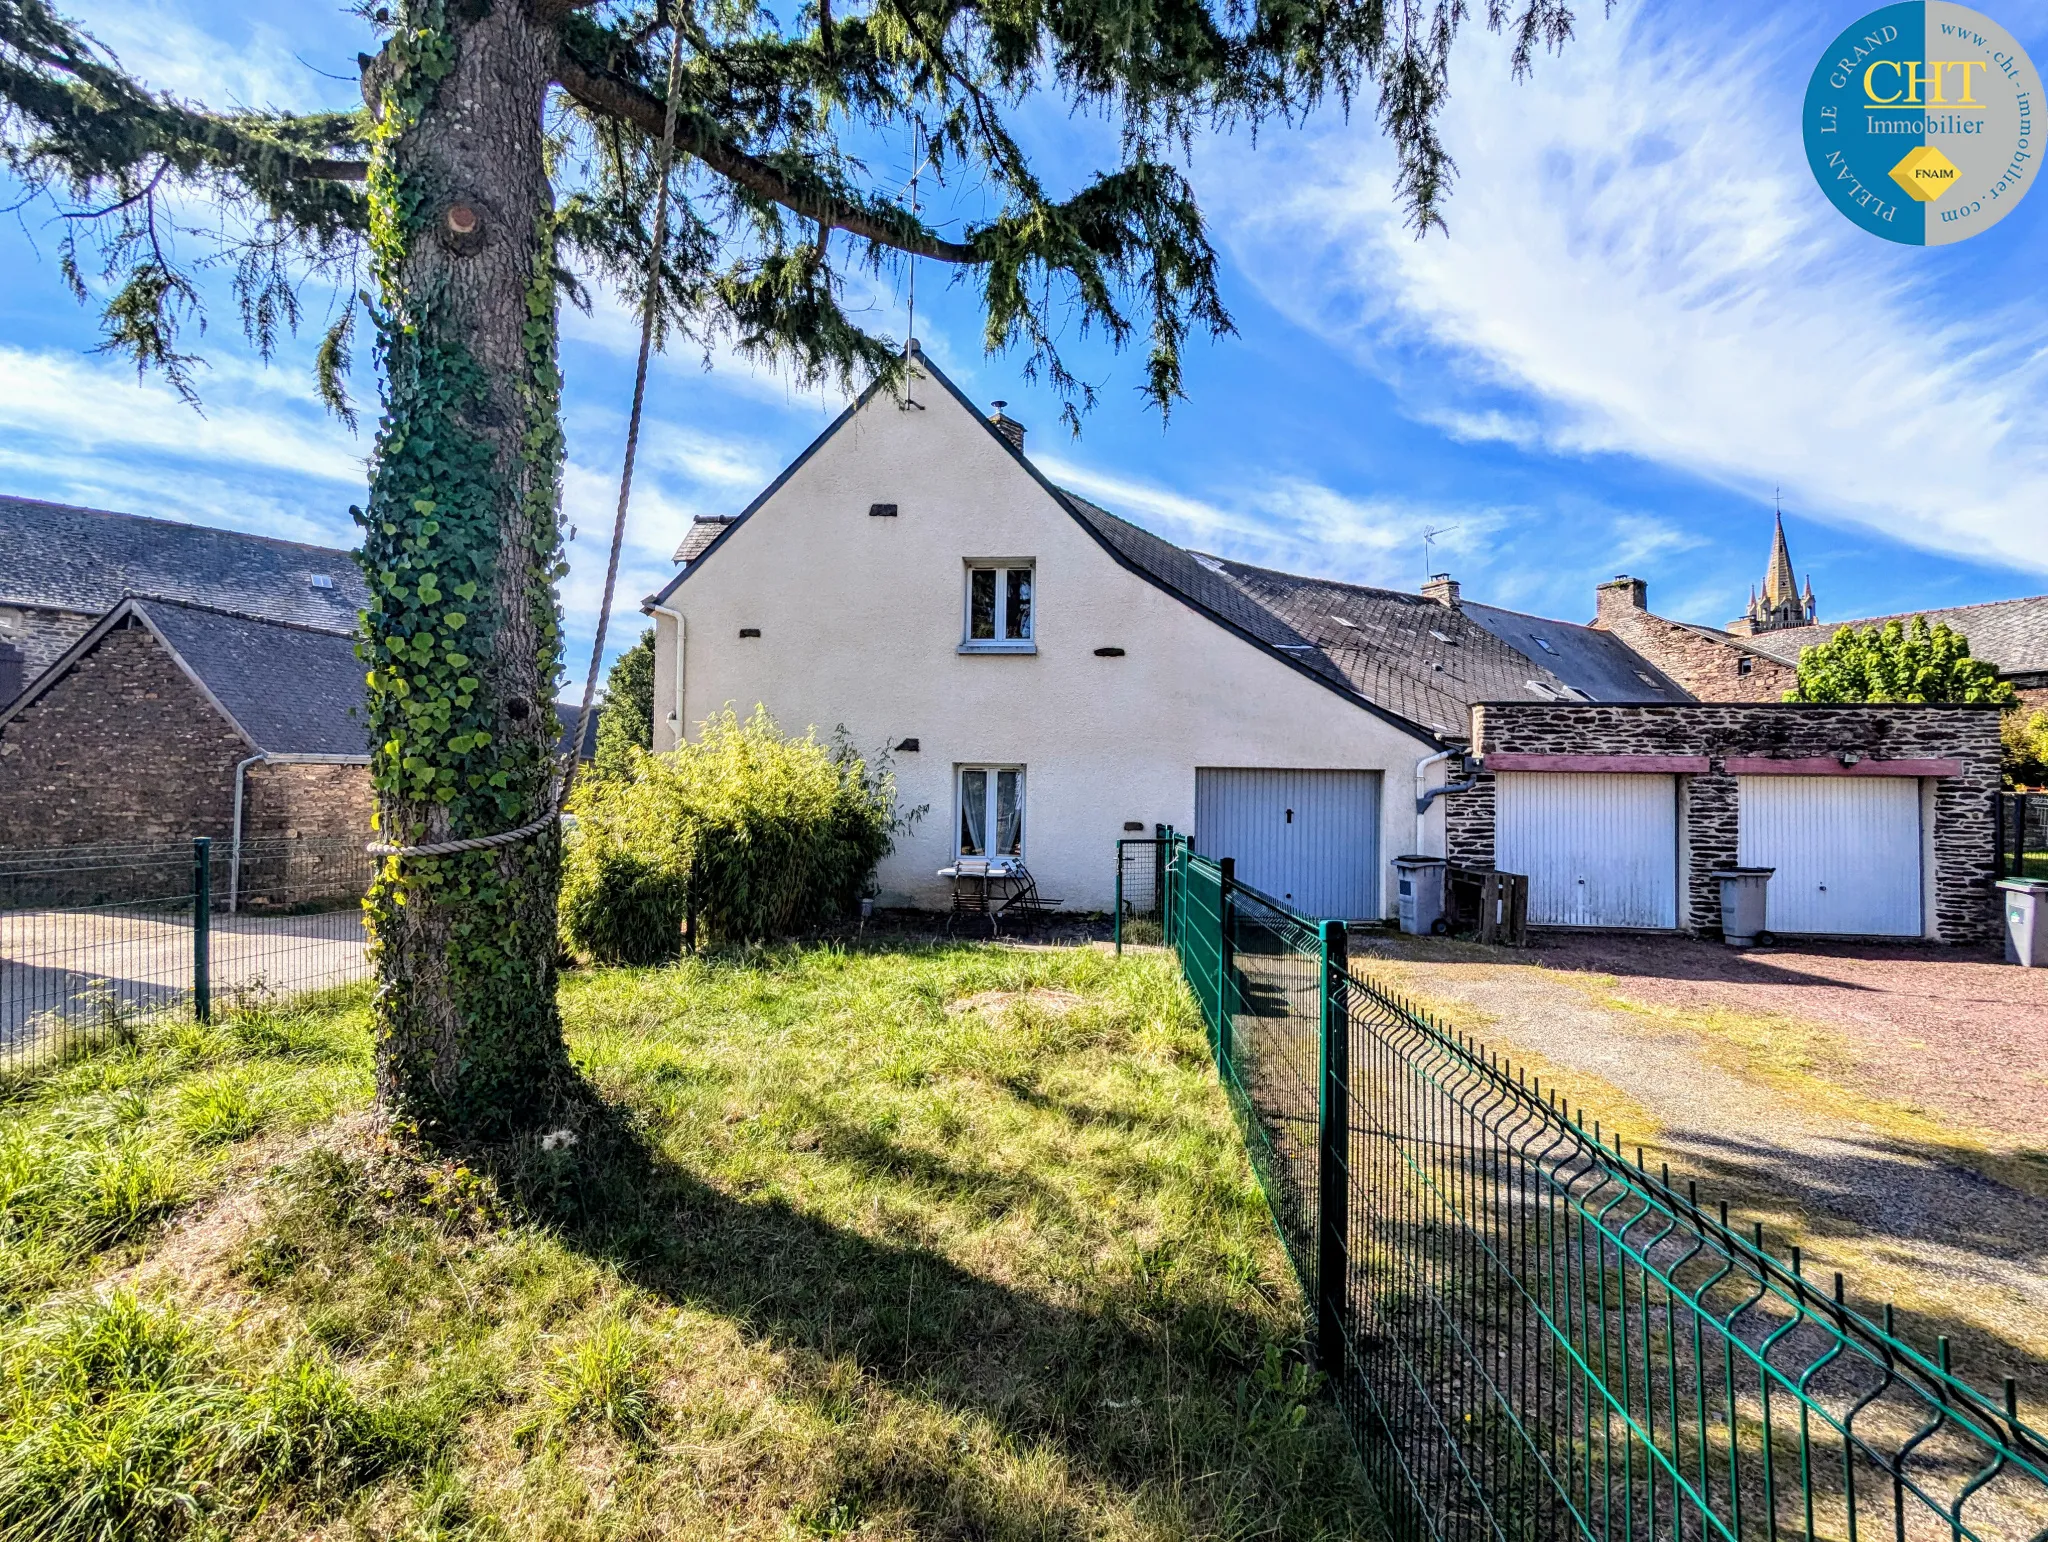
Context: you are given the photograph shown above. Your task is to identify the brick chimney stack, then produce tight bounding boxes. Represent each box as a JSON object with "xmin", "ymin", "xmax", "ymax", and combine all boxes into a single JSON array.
[
  {"xmin": 989, "ymin": 401, "xmax": 1027, "ymax": 454},
  {"xmin": 1422, "ymin": 573, "xmax": 1460, "ymax": 608},
  {"xmin": 1595, "ymin": 575, "xmax": 1648, "ymax": 625}
]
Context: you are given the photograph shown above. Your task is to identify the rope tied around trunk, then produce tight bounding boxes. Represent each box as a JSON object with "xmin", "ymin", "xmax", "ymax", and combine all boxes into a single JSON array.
[{"xmin": 368, "ymin": 27, "xmax": 686, "ymax": 862}]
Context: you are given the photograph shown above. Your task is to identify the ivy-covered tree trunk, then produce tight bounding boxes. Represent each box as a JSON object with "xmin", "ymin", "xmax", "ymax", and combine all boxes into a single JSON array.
[{"xmin": 359, "ymin": 1, "xmax": 571, "ymax": 1135}]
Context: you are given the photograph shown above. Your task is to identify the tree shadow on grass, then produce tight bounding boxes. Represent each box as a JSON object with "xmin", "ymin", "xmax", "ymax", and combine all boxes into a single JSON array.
[{"xmin": 455, "ymin": 1078, "xmax": 1378, "ymax": 1540}]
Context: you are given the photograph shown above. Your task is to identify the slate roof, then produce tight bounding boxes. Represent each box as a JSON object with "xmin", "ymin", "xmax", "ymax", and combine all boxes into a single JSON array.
[
  {"xmin": 672, "ymin": 517, "xmax": 734, "ymax": 566},
  {"xmin": 0, "ymin": 496, "xmax": 369, "ymax": 631},
  {"xmin": 131, "ymin": 599, "xmax": 368, "ymax": 756},
  {"xmin": 1735, "ymin": 595, "xmax": 2048, "ymax": 676},
  {"xmin": 1460, "ymin": 602, "xmax": 1691, "ymax": 704},
  {"xmin": 554, "ymin": 701, "xmax": 601, "ymax": 760},
  {"xmin": 1057, "ymin": 496, "xmax": 1690, "ymax": 734}
]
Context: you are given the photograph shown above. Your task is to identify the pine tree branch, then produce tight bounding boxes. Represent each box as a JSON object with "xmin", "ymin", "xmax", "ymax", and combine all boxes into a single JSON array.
[{"xmin": 553, "ymin": 48, "xmax": 977, "ymax": 263}]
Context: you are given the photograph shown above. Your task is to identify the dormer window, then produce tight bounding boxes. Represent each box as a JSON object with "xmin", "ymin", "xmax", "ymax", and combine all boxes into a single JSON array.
[{"xmin": 962, "ymin": 561, "xmax": 1035, "ymax": 653}]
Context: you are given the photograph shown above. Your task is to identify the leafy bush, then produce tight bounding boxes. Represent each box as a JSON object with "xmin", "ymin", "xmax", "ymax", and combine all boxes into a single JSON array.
[
  {"xmin": 563, "ymin": 707, "xmax": 902, "ymax": 956},
  {"xmin": 2004, "ymin": 708, "xmax": 2048, "ymax": 790},
  {"xmin": 560, "ymin": 848, "xmax": 690, "ymax": 966},
  {"xmin": 1787, "ymin": 616, "xmax": 2018, "ymax": 705}
]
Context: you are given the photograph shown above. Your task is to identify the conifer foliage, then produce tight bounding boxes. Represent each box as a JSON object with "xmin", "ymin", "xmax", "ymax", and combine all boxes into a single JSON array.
[{"xmin": 0, "ymin": 0, "xmax": 1579, "ymax": 1132}]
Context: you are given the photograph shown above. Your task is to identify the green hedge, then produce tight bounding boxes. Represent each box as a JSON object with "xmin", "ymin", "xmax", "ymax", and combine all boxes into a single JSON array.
[{"xmin": 562, "ymin": 708, "xmax": 900, "ymax": 960}]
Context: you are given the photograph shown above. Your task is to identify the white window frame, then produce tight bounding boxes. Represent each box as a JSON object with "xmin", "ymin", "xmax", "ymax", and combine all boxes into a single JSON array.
[
  {"xmin": 960, "ymin": 560, "xmax": 1036, "ymax": 653},
  {"xmin": 955, "ymin": 764, "xmax": 1026, "ymax": 864}
]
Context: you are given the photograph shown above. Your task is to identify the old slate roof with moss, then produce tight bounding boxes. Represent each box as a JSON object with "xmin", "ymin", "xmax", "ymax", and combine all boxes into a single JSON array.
[
  {"xmin": 1056, "ymin": 494, "xmax": 1691, "ymax": 735},
  {"xmin": 0, "ymin": 496, "xmax": 369, "ymax": 630},
  {"xmin": 1735, "ymin": 595, "xmax": 2048, "ymax": 677},
  {"xmin": 134, "ymin": 599, "xmax": 370, "ymax": 757}
]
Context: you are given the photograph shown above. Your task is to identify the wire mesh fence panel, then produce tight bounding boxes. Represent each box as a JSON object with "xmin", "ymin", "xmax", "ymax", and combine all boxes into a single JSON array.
[
  {"xmin": 1224, "ymin": 877, "xmax": 1325, "ymax": 1284},
  {"xmin": 0, "ymin": 837, "xmax": 373, "ymax": 1077},
  {"xmin": 1996, "ymin": 794, "xmax": 2048, "ymax": 879},
  {"xmin": 207, "ymin": 837, "xmax": 373, "ymax": 1007},
  {"xmin": 1141, "ymin": 835, "xmax": 2048, "ymax": 1542},
  {"xmin": 1115, "ymin": 838, "xmax": 1168, "ymax": 945}
]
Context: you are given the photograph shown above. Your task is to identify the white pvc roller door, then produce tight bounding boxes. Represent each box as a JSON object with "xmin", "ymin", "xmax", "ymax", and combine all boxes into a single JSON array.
[
  {"xmin": 1496, "ymin": 773, "xmax": 1678, "ymax": 929},
  {"xmin": 1194, "ymin": 768, "xmax": 1382, "ymax": 920},
  {"xmin": 1738, "ymin": 776, "xmax": 1922, "ymax": 936}
]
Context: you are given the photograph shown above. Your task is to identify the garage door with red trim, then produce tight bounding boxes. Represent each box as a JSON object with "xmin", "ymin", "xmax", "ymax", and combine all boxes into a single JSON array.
[{"xmin": 1496, "ymin": 772, "xmax": 1678, "ymax": 929}]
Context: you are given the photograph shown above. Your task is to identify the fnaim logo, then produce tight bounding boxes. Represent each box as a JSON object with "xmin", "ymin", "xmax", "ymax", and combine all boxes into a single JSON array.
[{"xmin": 1804, "ymin": 3, "xmax": 2041, "ymax": 244}]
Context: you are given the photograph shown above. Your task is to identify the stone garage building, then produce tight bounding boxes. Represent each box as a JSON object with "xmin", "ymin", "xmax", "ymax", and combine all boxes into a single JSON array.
[
  {"xmin": 0, "ymin": 595, "xmax": 373, "ymax": 853},
  {"xmin": 1443, "ymin": 701, "xmax": 2004, "ymax": 944}
]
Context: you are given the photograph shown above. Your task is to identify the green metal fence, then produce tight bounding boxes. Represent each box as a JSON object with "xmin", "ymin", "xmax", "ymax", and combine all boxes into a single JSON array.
[
  {"xmin": 1995, "ymin": 794, "xmax": 2048, "ymax": 879},
  {"xmin": 1144, "ymin": 831, "xmax": 2048, "ymax": 1542},
  {"xmin": 0, "ymin": 836, "xmax": 372, "ymax": 1074}
]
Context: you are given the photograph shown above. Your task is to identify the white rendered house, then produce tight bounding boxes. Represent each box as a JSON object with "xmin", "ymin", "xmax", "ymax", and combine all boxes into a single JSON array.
[{"xmin": 641, "ymin": 349, "xmax": 1685, "ymax": 917}]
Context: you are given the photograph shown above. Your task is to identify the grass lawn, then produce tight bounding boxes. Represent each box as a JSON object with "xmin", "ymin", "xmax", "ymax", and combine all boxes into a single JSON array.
[{"xmin": 0, "ymin": 943, "xmax": 1373, "ymax": 1540}]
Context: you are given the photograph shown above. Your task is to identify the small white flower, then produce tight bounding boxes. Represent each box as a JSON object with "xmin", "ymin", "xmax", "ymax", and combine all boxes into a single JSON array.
[{"xmin": 540, "ymin": 1128, "xmax": 579, "ymax": 1152}]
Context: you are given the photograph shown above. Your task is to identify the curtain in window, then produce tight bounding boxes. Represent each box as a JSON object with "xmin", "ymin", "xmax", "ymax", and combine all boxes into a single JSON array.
[
  {"xmin": 1005, "ymin": 569, "xmax": 1032, "ymax": 640},
  {"xmin": 969, "ymin": 569, "xmax": 997, "ymax": 640},
  {"xmin": 959, "ymin": 769, "xmax": 988, "ymax": 855},
  {"xmin": 996, "ymin": 769, "xmax": 1022, "ymax": 857}
]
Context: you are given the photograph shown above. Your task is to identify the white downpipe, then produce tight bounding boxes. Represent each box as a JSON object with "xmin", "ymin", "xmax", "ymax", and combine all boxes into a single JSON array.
[
  {"xmin": 1413, "ymin": 749, "xmax": 1454, "ymax": 857},
  {"xmin": 229, "ymin": 752, "xmax": 268, "ymax": 914},
  {"xmin": 229, "ymin": 753, "xmax": 370, "ymax": 912},
  {"xmin": 650, "ymin": 601, "xmax": 686, "ymax": 748}
]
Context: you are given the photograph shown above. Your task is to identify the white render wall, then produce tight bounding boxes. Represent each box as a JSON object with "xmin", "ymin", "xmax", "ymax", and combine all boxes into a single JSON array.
[{"xmin": 647, "ymin": 365, "xmax": 1439, "ymax": 916}]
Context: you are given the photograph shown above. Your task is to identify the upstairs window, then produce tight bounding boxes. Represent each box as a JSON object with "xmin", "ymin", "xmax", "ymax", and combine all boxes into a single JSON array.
[
  {"xmin": 957, "ymin": 766, "xmax": 1025, "ymax": 860},
  {"xmin": 963, "ymin": 562, "xmax": 1034, "ymax": 651},
  {"xmin": 1737, "ymin": 655, "xmax": 1755, "ymax": 677}
]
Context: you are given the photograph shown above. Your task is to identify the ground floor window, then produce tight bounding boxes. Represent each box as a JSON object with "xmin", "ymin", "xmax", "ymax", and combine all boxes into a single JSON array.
[{"xmin": 958, "ymin": 765, "xmax": 1025, "ymax": 860}]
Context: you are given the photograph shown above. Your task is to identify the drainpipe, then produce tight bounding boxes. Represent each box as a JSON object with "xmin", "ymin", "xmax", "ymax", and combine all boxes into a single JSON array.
[
  {"xmin": 648, "ymin": 600, "xmax": 686, "ymax": 749},
  {"xmin": 1412, "ymin": 748, "xmax": 1483, "ymax": 855},
  {"xmin": 230, "ymin": 752, "xmax": 372, "ymax": 913},
  {"xmin": 230, "ymin": 752, "xmax": 268, "ymax": 914}
]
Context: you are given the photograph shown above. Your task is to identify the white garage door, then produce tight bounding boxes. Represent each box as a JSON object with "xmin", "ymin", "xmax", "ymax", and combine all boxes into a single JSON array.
[
  {"xmin": 1738, "ymin": 777, "xmax": 1922, "ymax": 936},
  {"xmin": 1194, "ymin": 769, "xmax": 1382, "ymax": 919},
  {"xmin": 1496, "ymin": 773, "xmax": 1678, "ymax": 929}
]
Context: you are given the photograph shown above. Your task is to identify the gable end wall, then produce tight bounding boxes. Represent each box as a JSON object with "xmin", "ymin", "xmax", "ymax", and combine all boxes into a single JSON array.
[{"xmin": 0, "ymin": 622, "xmax": 251, "ymax": 847}]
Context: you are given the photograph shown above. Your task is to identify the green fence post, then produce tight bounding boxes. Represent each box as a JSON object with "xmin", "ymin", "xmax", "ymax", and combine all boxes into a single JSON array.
[
  {"xmin": 1114, "ymin": 844, "xmax": 1125, "ymax": 956},
  {"xmin": 192, "ymin": 836, "xmax": 212, "ymax": 1024},
  {"xmin": 1217, "ymin": 857, "xmax": 1235, "ymax": 1076},
  {"xmin": 1316, "ymin": 918, "xmax": 1349, "ymax": 1373}
]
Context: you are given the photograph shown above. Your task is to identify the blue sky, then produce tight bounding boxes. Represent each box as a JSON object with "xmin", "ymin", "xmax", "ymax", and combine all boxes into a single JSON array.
[{"xmin": 4, "ymin": 0, "xmax": 2047, "ymax": 690}]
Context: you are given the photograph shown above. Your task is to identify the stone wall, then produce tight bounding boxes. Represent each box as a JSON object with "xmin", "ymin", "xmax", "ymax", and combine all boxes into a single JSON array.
[
  {"xmin": 1443, "ymin": 700, "xmax": 2003, "ymax": 944},
  {"xmin": 0, "ymin": 604, "xmax": 95, "ymax": 704},
  {"xmin": 1591, "ymin": 577, "xmax": 1798, "ymax": 703},
  {"xmin": 0, "ymin": 621, "xmax": 372, "ymax": 864},
  {"xmin": 243, "ymin": 761, "xmax": 373, "ymax": 841},
  {"xmin": 0, "ymin": 621, "xmax": 249, "ymax": 847}
]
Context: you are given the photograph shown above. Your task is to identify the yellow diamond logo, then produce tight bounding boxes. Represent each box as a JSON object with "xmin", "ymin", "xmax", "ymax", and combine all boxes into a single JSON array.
[{"xmin": 1890, "ymin": 144, "xmax": 1961, "ymax": 203}]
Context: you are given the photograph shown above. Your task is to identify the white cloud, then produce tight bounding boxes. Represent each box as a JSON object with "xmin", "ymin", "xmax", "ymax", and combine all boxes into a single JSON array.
[
  {"xmin": 0, "ymin": 345, "xmax": 367, "ymax": 491},
  {"xmin": 56, "ymin": 0, "xmax": 363, "ymax": 112},
  {"xmin": 1213, "ymin": 8, "xmax": 2048, "ymax": 576},
  {"xmin": 1039, "ymin": 456, "xmax": 1505, "ymax": 590}
]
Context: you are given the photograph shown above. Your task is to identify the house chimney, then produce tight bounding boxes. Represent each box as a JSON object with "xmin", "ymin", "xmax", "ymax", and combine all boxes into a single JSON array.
[
  {"xmin": 1422, "ymin": 572, "xmax": 1460, "ymax": 608},
  {"xmin": 989, "ymin": 400, "xmax": 1027, "ymax": 454},
  {"xmin": 1595, "ymin": 574, "xmax": 1648, "ymax": 624}
]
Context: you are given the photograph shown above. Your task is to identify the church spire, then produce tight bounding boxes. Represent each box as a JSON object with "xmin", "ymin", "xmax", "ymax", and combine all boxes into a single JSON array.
[
  {"xmin": 1727, "ymin": 493, "xmax": 1817, "ymax": 634},
  {"xmin": 1763, "ymin": 493, "xmax": 1798, "ymax": 609}
]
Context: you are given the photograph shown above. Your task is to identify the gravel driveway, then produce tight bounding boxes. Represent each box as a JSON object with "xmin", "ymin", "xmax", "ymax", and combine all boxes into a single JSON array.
[{"xmin": 1354, "ymin": 932, "xmax": 2048, "ymax": 1407}]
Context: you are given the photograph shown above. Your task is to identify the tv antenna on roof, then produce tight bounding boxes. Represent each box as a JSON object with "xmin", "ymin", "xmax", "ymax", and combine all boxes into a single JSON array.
[{"xmin": 1422, "ymin": 524, "xmax": 1460, "ymax": 583}]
